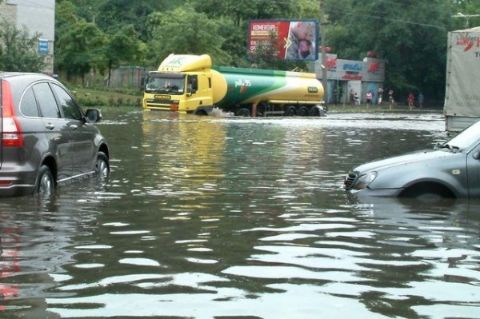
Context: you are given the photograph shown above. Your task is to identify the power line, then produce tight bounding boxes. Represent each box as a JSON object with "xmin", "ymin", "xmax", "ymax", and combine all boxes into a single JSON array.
[{"xmin": 342, "ymin": 11, "xmax": 447, "ymax": 30}]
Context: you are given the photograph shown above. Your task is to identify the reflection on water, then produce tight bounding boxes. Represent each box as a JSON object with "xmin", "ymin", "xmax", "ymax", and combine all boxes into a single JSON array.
[{"xmin": 1, "ymin": 111, "xmax": 479, "ymax": 318}]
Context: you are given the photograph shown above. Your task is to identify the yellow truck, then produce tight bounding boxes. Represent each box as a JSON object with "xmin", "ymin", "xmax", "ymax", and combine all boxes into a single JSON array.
[{"xmin": 143, "ymin": 54, "xmax": 325, "ymax": 116}]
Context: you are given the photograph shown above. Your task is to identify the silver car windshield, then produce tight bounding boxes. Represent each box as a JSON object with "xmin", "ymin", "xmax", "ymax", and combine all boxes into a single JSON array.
[{"xmin": 447, "ymin": 121, "xmax": 480, "ymax": 150}]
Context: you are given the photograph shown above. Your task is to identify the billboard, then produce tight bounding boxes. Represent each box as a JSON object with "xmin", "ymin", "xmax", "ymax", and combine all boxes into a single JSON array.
[
  {"xmin": 315, "ymin": 54, "xmax": 385, "ymax": 82},
  {"xmin": 248, "ymin": 20, "xmax": 319, "ymax": 61}
]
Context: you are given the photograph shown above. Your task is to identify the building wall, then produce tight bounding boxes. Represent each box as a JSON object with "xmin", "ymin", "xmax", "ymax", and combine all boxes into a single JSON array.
[
  {"xmin": 0, "ymin": 1, "xmax": 17, "ymax": 24},
  {"xmin": 0, "ymin": 0, "xmax": 55, "ymax": 74},
  {"xmin": 311, "ymin": 53, "xmax": 386, "ymax": 105}
]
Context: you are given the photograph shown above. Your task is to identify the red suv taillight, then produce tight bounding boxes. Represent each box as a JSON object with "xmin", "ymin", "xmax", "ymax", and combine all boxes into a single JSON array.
[{"xmin": 1, "ymin": 80, "xmax": 24, "ymax": 147}]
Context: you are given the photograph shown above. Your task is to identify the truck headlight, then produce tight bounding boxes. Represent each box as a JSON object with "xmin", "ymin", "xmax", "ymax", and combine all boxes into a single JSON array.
[{"xmin": 356, "ymin": 171, "xmax": 377, "ymax": 189}]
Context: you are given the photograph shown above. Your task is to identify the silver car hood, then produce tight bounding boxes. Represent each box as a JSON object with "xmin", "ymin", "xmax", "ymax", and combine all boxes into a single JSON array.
[{"xmin": 354, "ymin": 149, "xmax": 457, "ymax": 173}]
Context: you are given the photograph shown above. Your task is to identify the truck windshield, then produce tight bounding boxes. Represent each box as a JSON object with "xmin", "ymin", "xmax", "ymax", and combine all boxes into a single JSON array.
[{"xmin": 145, "ymin": 73, "xmax": 185, "ymax": 95}]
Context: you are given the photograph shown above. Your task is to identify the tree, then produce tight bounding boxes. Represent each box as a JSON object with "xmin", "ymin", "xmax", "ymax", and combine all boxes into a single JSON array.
[
  {"xmin": 146, "ymin": 5, "xmax": 231, "ymax": 67},
  {"xmin": 0, "ymin": 20, "xmax": 45, "ymax": 72},
  {"xmin": 95, "ymin": 0, "xmax": 172, "ymax": 41},
  {"xmin": 193, "ymin": 0, "xmax": 320, "ymax": 69},
  {"xmin": 103, "ymin": 25, "xmax": 146, "ymax": 86},
  {"xmin": 324, "ymin": 0, "xmax": 454, "ymax": 103},
  {"xmin": 452, "ymin": 0, "xmax": 480, "ymax": 28},
  {"xmin": 55, "ymin": 16, "xmax": 106, "ymax": 83}
]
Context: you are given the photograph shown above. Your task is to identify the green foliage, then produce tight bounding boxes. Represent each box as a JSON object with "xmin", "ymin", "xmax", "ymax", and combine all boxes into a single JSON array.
[
  {"xmin": 146, "ymin": 5, "xmax": 231, "ymax": 66},
  {"xmin": 452, "ymin": 0, "xmax": 480, "ymax": 28},
  {"xmin": 72, "ymin": 87, "xmax": 141, "ymax": 107},
  {"xmin": 0, "ymin": 20, "xmax": 45, "ymax": 72},
  {"xmin": 54, "ymin": 0, "xmax": 479, "ymax": 103},
  {"xmin": 324, "ymin": 0, "xmax": 455, "ymax": 101},
  {"xmin": 103, "ymin": 25, "xmax": 146, "ymax": 86},
  {"xmin": 55, "ymin": 2, "xmax": 107, "ymax": 82},
  {"xmin": 95, "ymin": 0, "xmax": 168, "ymax": 41}
]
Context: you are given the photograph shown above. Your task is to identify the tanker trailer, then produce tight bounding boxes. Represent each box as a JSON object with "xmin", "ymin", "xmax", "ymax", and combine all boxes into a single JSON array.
[
  {"xmin": 211, "ymin": 66, "xmax": 325, "ymax": 116},
  {"xmin": 143, "ymin": 54, "xmax": 325, "ymax": 116}
]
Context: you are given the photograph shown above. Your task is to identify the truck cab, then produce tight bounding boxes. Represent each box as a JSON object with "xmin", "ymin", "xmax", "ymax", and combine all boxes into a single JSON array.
[{"xmin": 143, "ymin": 54, "xmax": 214, "ymax": 115}]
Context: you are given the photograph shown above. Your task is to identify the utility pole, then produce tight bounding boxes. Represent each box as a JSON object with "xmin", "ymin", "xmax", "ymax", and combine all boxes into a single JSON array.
[{"xmin": 319, "ymin": 0, "xmax": 328, "ymax": 104}]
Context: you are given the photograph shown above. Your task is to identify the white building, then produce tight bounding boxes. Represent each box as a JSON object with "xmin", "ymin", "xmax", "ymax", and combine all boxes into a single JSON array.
[
  {"xmin": 0, "ymin": 0, "xmax": 55, "ymax": 73},
  {"xmin": 312, "ymin": 53, "xmax": 386, "ymax": 105}
]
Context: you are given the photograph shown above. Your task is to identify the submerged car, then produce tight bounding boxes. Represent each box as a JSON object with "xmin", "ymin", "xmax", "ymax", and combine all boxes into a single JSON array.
[
  {"xmin": 344, "ymin": 121, "xmax": 480, "ymax": 200},
  {"xmin": 0, "ymin": 72, "xmax": 110, "ymax": 196}
]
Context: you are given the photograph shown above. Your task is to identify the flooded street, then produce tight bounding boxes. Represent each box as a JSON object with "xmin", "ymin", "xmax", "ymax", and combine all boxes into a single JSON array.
[{"xmin": 1, "ymin": 110, "xmax": 480, "ymax": 318}]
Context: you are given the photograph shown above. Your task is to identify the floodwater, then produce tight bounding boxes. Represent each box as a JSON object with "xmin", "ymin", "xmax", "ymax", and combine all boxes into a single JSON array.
[{"xmin": 1, "ymin": 110, "xmax": 480, "ymax": 319}]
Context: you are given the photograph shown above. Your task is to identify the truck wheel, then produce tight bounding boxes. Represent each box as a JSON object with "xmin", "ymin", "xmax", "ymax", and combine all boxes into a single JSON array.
[
  {"xmin": 309, "ymin": 106, "xmax": 320, "ymax": 116},
  {"xmin": 257, "ymin": 102, "xmax": 269, "ymax": 116},
  {"xmin": 297, "ymin": 106, "xmax": 308, "ymax": 116},
  {"xmin": 236, "ymin": 108, "xmax": 250, "ymax": 117},
  {"xmin": 285, "ymin": 106, "xmax": 296, "ymax": 116}
]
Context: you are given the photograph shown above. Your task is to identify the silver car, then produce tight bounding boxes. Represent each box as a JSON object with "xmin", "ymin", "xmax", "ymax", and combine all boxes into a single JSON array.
[
  {"xmin": 0, "ymin": 72, "xmax": 110, "ymax": 196},
  {"xmin": 344, "ymin": 120, "xmax": 480, "ymax": 200}
]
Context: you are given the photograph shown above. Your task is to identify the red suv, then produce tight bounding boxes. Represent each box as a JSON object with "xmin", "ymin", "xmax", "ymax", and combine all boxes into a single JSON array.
[{"xmin": 0, "ymin": 72, "xmax": 110, "ymax": 196}]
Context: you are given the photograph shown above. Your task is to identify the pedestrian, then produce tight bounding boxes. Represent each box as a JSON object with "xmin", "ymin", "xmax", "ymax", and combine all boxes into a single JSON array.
[
  {"xmin": 366, "ymin": 91, "xmax": 373, "ymax": 106},
  {"xmin": 388, "ymin": 89, "xmax": 394, "ymax": 109},
  {"xmin": 354, "ymin": 92, "xmax": 359, "ymax": 105},
  {"xmin": 377, "ymin": 87, "xmax": 383, "ymax": 105},
  {"xmin": 418, "ymin": 92, "xmax": 424, "ymax": 108},
  {"xmin": 350, "ymin": 90, "xmax": 355, "ymax": 105},
  {"xmin": 407, "ymin": 92, "xmax": 415, "ymax": 110}
]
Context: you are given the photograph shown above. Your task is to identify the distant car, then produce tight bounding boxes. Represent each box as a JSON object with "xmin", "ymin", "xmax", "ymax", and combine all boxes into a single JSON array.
[
  {"xmin": 344, "ymin": 121, "xmax": 480, "ymax": 201},
  {"xmin": 0, "ymin": 72, "xmax": 110, "ymax": 196}
]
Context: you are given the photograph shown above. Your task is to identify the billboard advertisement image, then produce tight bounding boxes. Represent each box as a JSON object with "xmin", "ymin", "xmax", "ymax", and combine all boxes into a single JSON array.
[{"xmin": 248, "ymin": 20, "xmax": 319, "ymax": 61}]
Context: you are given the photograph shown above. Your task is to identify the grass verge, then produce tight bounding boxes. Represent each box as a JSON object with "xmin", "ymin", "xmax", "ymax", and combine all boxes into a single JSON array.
[{"xmin": 71, "ymin": 87, "xmax": 143, "ymax": 108}]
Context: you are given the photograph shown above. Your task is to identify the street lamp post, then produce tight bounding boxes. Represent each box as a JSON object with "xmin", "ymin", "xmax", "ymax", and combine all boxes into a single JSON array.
[
  {"xmin": 452, "ymin": 12, "xmax": 480, "ymax": 28},
  {"xmin": 319, "ymin": 0, "xmax": 328, "ymax": 105}
]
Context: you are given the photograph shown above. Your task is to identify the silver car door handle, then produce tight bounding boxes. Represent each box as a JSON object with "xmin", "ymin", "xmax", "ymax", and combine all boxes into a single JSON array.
[{"xmin": 45, "ymin": 123, "xmax": 55, "ymax": 130}]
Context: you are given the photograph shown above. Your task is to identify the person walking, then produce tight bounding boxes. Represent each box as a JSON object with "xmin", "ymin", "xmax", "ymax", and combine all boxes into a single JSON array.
[
  {"xmin": 407, "ymin": 92, "xmax": 415, "ymax": 110},
  {"xmin": 418, "ymin": 92, "xmax": 424, "ymax": 108},
  {"xmin": 377, "ymin": 87, "xmax": 383, "ymax": 105},
  {"xmin": 388, "ymin": 89, "xmax": 394, "ymax": 109},
  {"xmin": 366, "ymin": 91, "xmax": 373, "ymax": 106}
]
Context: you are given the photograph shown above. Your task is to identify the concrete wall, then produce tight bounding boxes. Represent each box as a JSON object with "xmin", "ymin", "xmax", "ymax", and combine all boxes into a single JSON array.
[
  {"xmin": 0, "ymin": 1, "xmax": 17, "ymax": 24},
  {"xmin": 0, "ymin": 0, "xmax": 55, "ymax": 74}
]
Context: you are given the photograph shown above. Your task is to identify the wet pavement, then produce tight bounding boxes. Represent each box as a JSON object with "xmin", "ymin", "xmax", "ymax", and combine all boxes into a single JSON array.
[{"xmin": 1, "ymin": 110, "xmax": 479, "ymax": 318}]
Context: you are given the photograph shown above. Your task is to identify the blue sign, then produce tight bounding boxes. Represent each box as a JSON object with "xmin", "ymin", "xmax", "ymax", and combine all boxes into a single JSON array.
[
  {"xmin": 38, "ymin": 39, "xmax": 49, "ymax": 55},
  {"xmin": 343, "ymin": 63, "xmax": 363, "ymax": 72}
]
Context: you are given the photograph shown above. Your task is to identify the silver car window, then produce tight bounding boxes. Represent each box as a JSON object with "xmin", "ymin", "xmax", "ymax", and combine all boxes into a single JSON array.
[{"xmin": 33, "ymin": 82, "xmax": 60, "ymax": 118}]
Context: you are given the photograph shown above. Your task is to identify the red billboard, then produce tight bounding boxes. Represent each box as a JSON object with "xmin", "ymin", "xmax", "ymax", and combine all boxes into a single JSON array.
[{"xmin": 248, "ymin": 20, "xmax": 319, "ymax": 61}]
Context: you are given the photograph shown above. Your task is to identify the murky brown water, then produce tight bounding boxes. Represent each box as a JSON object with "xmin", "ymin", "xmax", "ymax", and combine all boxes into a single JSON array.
[{"xmin": 1, "ymin": 110, "xmax": 480, "ymax": 318}]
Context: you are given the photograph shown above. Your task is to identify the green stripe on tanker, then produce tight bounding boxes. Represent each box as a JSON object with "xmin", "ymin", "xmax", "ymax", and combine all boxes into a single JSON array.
[
  {"xmin": 212, "ymin": 67, "xmax": 288, "ymax": 108},
  {"xmin": 143, "ymin": 54, "xmax": 325, "ymax": 116}
]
